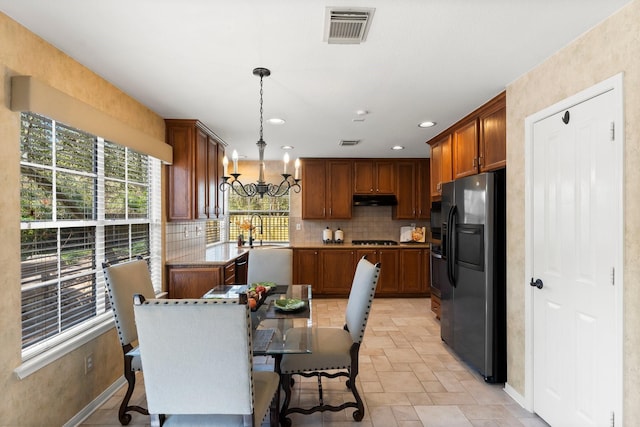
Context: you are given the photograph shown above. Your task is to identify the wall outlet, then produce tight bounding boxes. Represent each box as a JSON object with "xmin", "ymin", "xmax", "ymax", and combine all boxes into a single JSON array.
[
  {"xmin": 85, "ymin": 353, "xmax": 94, "ymax": 374},
  {"xmin": 296, "ymin": 223, "xmax": 301, "ymax": 231}
]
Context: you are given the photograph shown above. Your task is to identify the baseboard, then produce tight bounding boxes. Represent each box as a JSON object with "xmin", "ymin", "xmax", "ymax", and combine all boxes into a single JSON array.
[
  {"xmin": 504, "ymin": 382, "xmax": 531, "ymax": 412},
  {"xmin": 63, "ymin": 376, "xmax": 126, "ymax": 427}
]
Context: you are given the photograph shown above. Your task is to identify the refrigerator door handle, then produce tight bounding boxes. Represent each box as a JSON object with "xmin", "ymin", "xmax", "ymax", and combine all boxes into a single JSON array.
[{"xmin": 446, "ymin": 205, "xmax": 458, "ymax": 286}]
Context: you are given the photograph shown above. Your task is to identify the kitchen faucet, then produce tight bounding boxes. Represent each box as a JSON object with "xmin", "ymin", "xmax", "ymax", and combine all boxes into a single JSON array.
[{"xmin": 248, "ymin": 214, "xmax": 263, "ymax": 248}]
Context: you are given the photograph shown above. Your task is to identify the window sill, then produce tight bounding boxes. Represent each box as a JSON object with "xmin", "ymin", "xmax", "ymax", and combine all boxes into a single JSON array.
[{"xmin": 14, "ymin": 317, "xmax": 115, "ymax": 380}]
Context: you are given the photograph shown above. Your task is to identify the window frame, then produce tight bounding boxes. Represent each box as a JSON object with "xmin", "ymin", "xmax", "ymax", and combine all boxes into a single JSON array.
[{"xmin": 16, "ymin": 112, "xmax": 162, "ymax": 377}]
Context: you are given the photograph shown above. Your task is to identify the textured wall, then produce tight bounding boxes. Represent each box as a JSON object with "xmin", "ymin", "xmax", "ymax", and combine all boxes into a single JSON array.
[
  {"xmin": 0, "ymin": 13, "xmax": 165, "ymax": 425},
  {"xmin": 505, "ymin": 0, "xmax": 640, "ymax": 423}
]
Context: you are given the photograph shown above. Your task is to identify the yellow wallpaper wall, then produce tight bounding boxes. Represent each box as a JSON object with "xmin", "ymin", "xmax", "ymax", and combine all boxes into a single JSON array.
[
  {"xmin": 0, "ymin": 13, "xmax": 165, "ymax": 425},
  {"xmin": 505, "ymin": 0, "xmax": 640, "ymax": 423}
]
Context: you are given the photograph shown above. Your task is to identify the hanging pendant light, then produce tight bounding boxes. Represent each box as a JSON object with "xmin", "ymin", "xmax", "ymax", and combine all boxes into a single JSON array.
[{"xmin": 219, "ymin": 67, "xmax": 301, "ymax": 198}]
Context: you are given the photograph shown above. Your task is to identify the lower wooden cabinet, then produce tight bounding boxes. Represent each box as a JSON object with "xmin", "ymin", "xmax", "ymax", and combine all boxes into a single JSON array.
[
  {"xmin": 167, "ymin": 266, "xmax": 223, "ymax": 299},
  {"xmin": 294, "ymin": 247, "xmax": 429, "ymax": 297}
]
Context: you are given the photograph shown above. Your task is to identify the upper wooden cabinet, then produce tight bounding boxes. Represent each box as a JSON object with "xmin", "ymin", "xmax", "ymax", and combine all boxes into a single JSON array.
[
  {"xmin": 479, "ymin": 97, "xmax": 507, "ymax": 172},
  {"xmin": 429, "ymin": 134, "xmax": 452, "ymax": 199},
  {"xmin": 394, "ymin": 159, "xmax": 430, "ymax": 220},
  {"xmin": 165, "ymin": 119, "xmax": 225, "ymax": 221},
  {"xmin": 353, "ymin": 160, "xmax": 395, "ymax": 194},
  {"xmin": 427, "ymin": 91, "xmax": 505, "ymax": 199},
  {"xmin": 301, "ymin": 159, "xmax": 352, "ymax": 220},
  {"xmin": 453, "ymin": 118, "xmax": 479, "ymax": 179}
]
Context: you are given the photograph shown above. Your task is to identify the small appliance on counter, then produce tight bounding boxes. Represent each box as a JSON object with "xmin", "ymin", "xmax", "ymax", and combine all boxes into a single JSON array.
[
  {"xmin": 322, "ymin": 226, "xmax": 333, "ymax": 243},
  {"xmin": 400, "ymin": 226, "xmax": 426, "ymax": 243},
  {"xmin": 334, "ymin": 228, "xmax": 344, "ymax": 243}
]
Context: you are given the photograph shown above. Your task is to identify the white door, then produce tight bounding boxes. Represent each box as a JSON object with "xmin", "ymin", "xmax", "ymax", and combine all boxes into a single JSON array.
[{"xmin": 531, "ymin": 88, "xmax": 619, "ymax": 426}]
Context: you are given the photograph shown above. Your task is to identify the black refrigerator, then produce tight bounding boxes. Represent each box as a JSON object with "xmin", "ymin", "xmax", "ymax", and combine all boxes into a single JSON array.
[{"xmin": 440, "ymin": 170, "xmax": 506, "ymax": 383}]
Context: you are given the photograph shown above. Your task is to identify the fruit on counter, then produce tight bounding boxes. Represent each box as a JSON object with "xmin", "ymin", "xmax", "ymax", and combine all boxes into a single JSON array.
[{"xmin": 248, "ymin": 298, "xmax": 257, "ymax": 309}]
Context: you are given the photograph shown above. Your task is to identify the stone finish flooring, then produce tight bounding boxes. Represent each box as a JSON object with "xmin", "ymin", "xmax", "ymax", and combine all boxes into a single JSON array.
[{"xmin": 79, "ymin": 297, "xmax": 548, "ymax": 427}]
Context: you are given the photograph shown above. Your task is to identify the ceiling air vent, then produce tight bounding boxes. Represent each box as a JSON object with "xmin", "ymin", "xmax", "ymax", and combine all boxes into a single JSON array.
[
  {"xmin": 324, "ymin": 7, "xmax": 375, "ymax": 44},
  {"xmin": 339, "ymin": 139, "xmax": 361, "ymax": 146}
]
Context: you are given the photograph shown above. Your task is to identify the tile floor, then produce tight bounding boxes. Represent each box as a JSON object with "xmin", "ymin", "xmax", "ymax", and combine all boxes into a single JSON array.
[{"xmin": 79, "ymin": 297, "xmax": 549, "ymax": 427}]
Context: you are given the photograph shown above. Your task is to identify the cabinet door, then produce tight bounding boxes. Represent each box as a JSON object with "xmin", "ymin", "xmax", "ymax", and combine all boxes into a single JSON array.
[
  {"xmin": 453, "ymin": 119, "xmax": 479, "ymax": 179},
  {"xmin": 319, "ymin": 249, "xmax": 355, "ymax": 296},
  {"xmin": 195, "ymin": 129, "xmax": 209, "ymax": 219},
  {"xmin": 479, "ymin": 102, "xmax": 506, "ymax": 172},
  {"xmin": 206, "ymin": 137, "xmax": 219, "ymax": 218},
  {"xmin": 375, "ymin": 161, "xmax": 396, "ymax": 194},
  {"xmin": 301, "ymin": 160, "xmax": 327, "ymax": 219},
  {"xmin": 235, "ymin": 253, "xmax": 248, "ymax": 284},
  {"xmin": 216, "ymin": 143, "xmax": 225, "ymax": 216},
  {"xmin": 429, "ymin": 134, "xmax": 452, "ymax": 199},
  {"xmin": 327, "ymin": 160, "xmax": 352, "ymax": 219},
  {"xmin": 416, "ymin": 160, "xmax": 430, "ymax": 220},
  {"xmin": 399, "ymin": 249, "xmax": 424, "ymax": 293},
  {"xmin": 294, "ymin": 249, "xmax": 319, "ymax": 293},
  {"xmin": 166, "ymin": 125, "xmax": 195, "ymax": 220},
  {"xmin": 168, "ymin": 267, "xmax": 222, "ymax": 299},
  {"xmin": 394, "ymin": 161, "xmax": 417, "ymax": 219},
  {"xmin": 353, "ymin": 161, "xmax": 374, "ymax": 194},
  {"xmin": 376, "ymin": 249, "xmax": 399, "ymax": 295}
]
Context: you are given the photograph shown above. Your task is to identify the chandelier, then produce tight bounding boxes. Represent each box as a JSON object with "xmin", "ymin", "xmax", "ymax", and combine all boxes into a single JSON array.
[{"xmin": 219, "ymin": 67, "xmax": 301, "ymax": 198}]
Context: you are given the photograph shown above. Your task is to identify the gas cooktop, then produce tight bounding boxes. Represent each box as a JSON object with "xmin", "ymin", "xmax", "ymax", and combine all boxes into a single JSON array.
[{"xmin": 352, "ymin": 240, "xmax": 399, "ymax": 246}]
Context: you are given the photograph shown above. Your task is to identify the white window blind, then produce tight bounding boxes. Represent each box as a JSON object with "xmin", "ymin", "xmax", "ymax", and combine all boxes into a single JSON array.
[{"xmin": 19, "ymin": 112, "xmax": 161, "ymax": 357}]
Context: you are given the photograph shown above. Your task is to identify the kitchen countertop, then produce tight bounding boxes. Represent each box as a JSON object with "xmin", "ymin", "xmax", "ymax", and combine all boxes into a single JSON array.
[{"xmin": 166, "ymin": 242, "xmax": 429, "ymax": 266}]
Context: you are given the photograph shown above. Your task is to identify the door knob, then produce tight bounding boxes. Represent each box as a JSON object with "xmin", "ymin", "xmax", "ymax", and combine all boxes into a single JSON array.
[{"xmin": 530, "ymin": 278, "xmax": 543, "ymax": 289}]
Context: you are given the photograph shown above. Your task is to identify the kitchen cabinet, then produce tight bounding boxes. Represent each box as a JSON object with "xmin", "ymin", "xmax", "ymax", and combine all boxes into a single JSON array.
[
  {"xmin": 394, "ymin": 159, "xmax": 430, "ymax": 220},
  {"xmin": 479, "ymin": 95, "xmax": 506, "ymax": 172},
  {"xmin": 301, "ymin": 159, "xmax": 352, "ymax": 219},
  {"xmin": 355, "ymin": 249, "xmax": 399, "ymax": 295},
  {"xmin": 429, "ymin": 134, "xmax": 452, "ymax": 199},
  {"xmin": 427, "ymin": 92, "xmax": 505, "ymax": 199},
  {"xmin": 453, "ymin": 118, "xmax": 479, "ymax": 180},
  {"xmin": 293, "ymin": 249, "xmax": 320, "ymax": 294},
  {"xmin": 319, "ymin": 249, "xmax": 356, "ymax": 295},
  {"xmin": 353, "ymin": 160, "xmax": 395, "ymax": 194},
  {"xmin": 223, "ymin": 260, "xmax": 236, "ymax": 285},
  {"xmin": 167, "ymin": 266, "xmax": 223, "ymax": 299},
  {"xmin": 399, "ymin": 248, "xmax": 430, "ymax": 294},
  {"xmin": 165, "ymin": 119, "xmax": 225, "ymax": 220}
]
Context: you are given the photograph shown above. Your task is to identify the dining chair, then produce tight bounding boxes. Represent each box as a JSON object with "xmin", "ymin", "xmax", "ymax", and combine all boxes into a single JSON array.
[
  {"xmin": 133, "ymin": 296, "xmax": 280, "ymax": 427},
  {"xmin": 278, "ymin": 256, "xmax": 381, "ymax": 426},
  {"xmin": 102, "ymin": 258, "xmax": 155, "ymax": 425},
  {"xmin": 246, "ymin": 247, "xmax": 292, "ymax": 285}
]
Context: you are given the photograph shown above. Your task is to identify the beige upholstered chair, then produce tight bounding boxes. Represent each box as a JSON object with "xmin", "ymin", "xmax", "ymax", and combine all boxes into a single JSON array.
[
  {"xmin": 103, "ymin": 259, "xmax": 155, "ymax": 425},
  {"xmin": 246, "ymin": 247, "xmax": 293, "ymax": 285},
  {"xmin": 278, "ymin": 257, "xmax": 381, "ymax": 425},
  {"xmin": 133, "ymin": 297, "xmax": 280, "ymax": 427}
]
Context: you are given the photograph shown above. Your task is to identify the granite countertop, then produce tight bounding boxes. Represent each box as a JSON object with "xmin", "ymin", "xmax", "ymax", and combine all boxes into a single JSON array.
[{"xmin": 166, "ymin": 241, "xmax": 430, "ymax": 266}]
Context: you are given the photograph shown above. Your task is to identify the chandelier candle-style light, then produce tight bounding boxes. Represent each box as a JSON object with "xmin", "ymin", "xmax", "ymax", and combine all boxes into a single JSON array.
[{"xmin": 219, "ymin": 67, "xmax": 301, "ymax": 198}]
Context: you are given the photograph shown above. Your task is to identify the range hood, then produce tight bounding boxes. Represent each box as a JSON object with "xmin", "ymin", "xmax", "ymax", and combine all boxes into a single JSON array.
[{"xmin": 353, "ymin": 194, "xmax": 398, "ymax": 206}]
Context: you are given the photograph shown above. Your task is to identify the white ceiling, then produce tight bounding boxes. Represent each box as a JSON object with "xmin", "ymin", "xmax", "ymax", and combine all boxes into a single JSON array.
[{"xmin": 0, "ymin": 0, "xmax": 632, "ymax": 160}]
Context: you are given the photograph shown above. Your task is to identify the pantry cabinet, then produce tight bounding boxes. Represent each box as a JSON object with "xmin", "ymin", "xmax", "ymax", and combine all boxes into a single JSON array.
[
  {"xmin": 353, "ymin": 160, "xmax": 395, "ymax": 194},
  {"xmin": 394, "ymin": 159, "xmax": 430, "ymax": 220},
  {"xmin": 301, "ymin": 159, "xmax": 352, "ymax": 220},
  {"xmin": 165, "ymin": 119, "xmax": 225, "ymax": 220}
]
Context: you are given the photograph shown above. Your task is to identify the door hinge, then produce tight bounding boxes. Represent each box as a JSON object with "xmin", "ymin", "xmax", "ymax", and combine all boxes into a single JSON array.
[
  {"xmin": 610, "ymin": 122, "xmax": 615, "ymax": 141},
  {"xmin": 610, "ymin": 410, "xmax": 615, "ymax": 427},
  {"xmin": 611, "ymin": 267, "xmax": 615, "ymax": 286}
]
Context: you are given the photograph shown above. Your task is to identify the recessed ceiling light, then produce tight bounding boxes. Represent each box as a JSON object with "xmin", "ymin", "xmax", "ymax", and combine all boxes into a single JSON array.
[
  {"xmin": 281, "ymin": 145, "xmax": 294, "ymax": 150},
  {"xmin": 267, "ymin": 118, "xmax": 286, "ymax": 125},
  {"xmin": 418, "ymin": 121, "xmax": 436, "ymax": 128},
  {"xmin": 392, "ymin": 145, "xmax": 404, "ymax": 150}
]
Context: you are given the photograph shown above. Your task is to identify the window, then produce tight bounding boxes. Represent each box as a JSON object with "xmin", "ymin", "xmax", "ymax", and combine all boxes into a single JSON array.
[
  {"xmin": 228, "ymin": 194, "xmax": 289, "ymax": 243},
  {"xmin": 19, "ymin": 112, "xmax": 161, "ymax": 356}
]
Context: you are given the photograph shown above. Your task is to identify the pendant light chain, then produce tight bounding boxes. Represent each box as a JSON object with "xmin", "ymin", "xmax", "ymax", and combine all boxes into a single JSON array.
[{"xmin": 259, "ymin": 74, "xmax": 264, "ymax": 142}]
